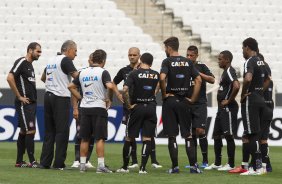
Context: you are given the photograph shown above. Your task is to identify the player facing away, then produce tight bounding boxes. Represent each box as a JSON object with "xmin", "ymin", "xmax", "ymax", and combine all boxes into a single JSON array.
[
  {"xmin": 113, "ymin": 47, "xmax": 162, "ymax": 169},
  {"xmin": 235, "ymin": 38, "xmax": 270, "ymax": 175},
  {"xmin": 205, "ymin": 50, "xmax": 240, "ymax": 171},
  {"xmin": 7, "ymin": 42, "xmax": 42, "ymax": 168},
  {"xmin": 116, "ymin": 53, "xmax": 160, "ymax": 174},
  {"xmin": 68, "ymin": 49, "xmax": 123, "ymax": 173},
  {"xmin": 160, "ymin": 37, "xmax": 202, "ymax": 173},
  {"xmin": 185, "ymin": 45, "xmax": 215, "ymax": 168}
]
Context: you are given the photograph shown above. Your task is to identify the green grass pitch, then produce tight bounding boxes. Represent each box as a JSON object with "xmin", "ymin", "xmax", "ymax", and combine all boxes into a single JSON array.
[{"xmin": 0, "ymin": 142, "xmax": 281, "ymax": 184}]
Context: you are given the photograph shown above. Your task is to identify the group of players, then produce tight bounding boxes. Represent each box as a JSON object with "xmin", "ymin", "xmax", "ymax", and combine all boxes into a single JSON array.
[{"xmin": 7, "ymin": 36, "xmax": 273, "ymax": 175}]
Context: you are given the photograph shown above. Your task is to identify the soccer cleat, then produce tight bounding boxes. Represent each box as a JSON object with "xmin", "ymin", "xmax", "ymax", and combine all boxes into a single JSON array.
[
  {"xmin": 200, "ymin": 162, "xmax": 209, "ymax": 168},
  {"xmin": 96, "ymin": 166, "xmax": 113, "ymax": 173},
  {"xmin": 240, "ymin": 167, "xmax": 256, "ymax": 176},
  {"xmin": 190, "ymin": 164, "xmax": 203, "ymax": 174},
  {"xmin": 116, "ymin": 168, "xmax": 129, "ymax": 173},
  {"xmin": 139, "ymin": 170, "xmax": 148, "ymax": 174},
  {"xmin": 80, "ymin": 163, "xmax": 86, "ymax": 173},
  {"xmin": 184, "ymin": 165, "xmax": 191, "ymax": 168},
  {"xmin": 255, "ymin": 168, "xmax": 267, "ymax": 175},
  {"xmin": 168, "ymin": 166, "xmax": 180, "ymax": 174},
  {"xmin": 28, "ymin": 161, "xmax": 40, "ymax": 168},
  {"xmin": 85, "ymin": 161, "xmax": 94, "ymax": 168},
  {"xmin": 266, "ymin": 166, "xmax": 272, "ymax": 172},
  {"xmin": 128, "ymin": 163, "xmax": 139, "ymax": 169},
  {"xmin": 152, "ymin": 162, "xmax": 163, "ymax": 168},
  {"xmin": 217, "ymin": 164, "xmax": 234, "ymax": 171},
  {"xmin": 204, "ymin": 163, "xmax": 222, "ymax": 170},
  {"xmin": 228, "ymin": 166, "xmax": 248, "ymax": 173},
  {"xmin": 15, "ymin": 161, "xmax": 28, "ymax": 168},
  {"xmin": 71, "ymin": 161, "xmax": 80, "ymax": 168}
]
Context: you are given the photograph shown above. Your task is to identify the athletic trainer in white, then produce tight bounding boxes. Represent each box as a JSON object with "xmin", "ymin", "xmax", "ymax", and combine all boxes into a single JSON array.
[
  {"xmin": 116, "ymin": 168, "xmax": 130, "ymax": 173},
  {"xmin": 204, "ymin": 163, "xmax": 222, "ymax": 170},
  {"xmin": 128, "ymin": 163, "xmax": 139, "ymax": 169},
  {"xmin": 71, "ymin": 161, "xmax": 80, "ymax": 168},
  {"xmin": 217, "ymin": 164, "xmax": 234, "ymax": 171}
]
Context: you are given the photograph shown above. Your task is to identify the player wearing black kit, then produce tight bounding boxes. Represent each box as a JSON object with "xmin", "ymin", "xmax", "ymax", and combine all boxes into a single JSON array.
[
  {"xmin": 205, "ymin": 50, "xmax": 240, "ymax": 171},
  {"xmin": 68, "ymin": 49, "xmax": 122, "ymax": 173},
  {"xmin": 160, "ymin": 37, "xmax": 202, "ymax": 174},
  {"xmin": 257, "ymin": 53, "xmax": 273, "ymax": 173},
  {"xmin": 239, "ymin": 38, "xmax": 270, "ymax": 176},
  {"xmin": 7, "ymin": 42, "xmax": 42, "ymax": 168},
  {"xmin": 186, "ymin": 45, "xmax": 215, "ymax": 168},
  {"xmin": 116, "ymin": 53, "xmax": 160, "ymax": 174},
  {"xmin": 113, "ymin": 47, "xmax": 162, "ymax": 169},
  {"xmin": 40, "ymin": 40, "xmax": 79, "ymax": 169}
]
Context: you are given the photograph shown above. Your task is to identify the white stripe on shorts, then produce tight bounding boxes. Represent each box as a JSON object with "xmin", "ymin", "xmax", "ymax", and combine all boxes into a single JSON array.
[
  {"xmin": 246, "ymin": 96, "xmax": 251, "ymax": 133},
  {"xmin": 20, "ymin": 104, "xmax": 28, "ymax": 131}
]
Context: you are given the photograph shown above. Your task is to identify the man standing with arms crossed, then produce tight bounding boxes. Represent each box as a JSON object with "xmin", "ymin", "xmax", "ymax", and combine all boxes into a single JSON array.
[
  {"xmin": 160, "ymin": 37, "xmax": 202, "ymax": 173},
  {"xmin": 116, "ymin": 53, "xmax": 160, "ymax": 174},
  {"xmin": 7, "ymin": 42, "xmax": 42, "ymax": 168},
  {"xmin": 68, "ymin": 49, "xmax": 122, "ymax": 173},
  {"xmin": 186, "ymin": 45, "xmax": 215, "ymax": 168},
  {"xmin": 40, "ymin": 40, "xmax": 79, "ymax": 169}
]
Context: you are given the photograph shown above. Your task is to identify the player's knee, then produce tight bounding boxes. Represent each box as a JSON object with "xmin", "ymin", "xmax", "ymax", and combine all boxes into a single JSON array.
[
  {"xmin": 242, "ymin": 136, "xmax": 249, "ymax": 143},
  {"xmin": 168, "ymin": 136, "xmax": 176, "ymax": 142},
  {"xmin": 142, "ymin": 136, "xmax": 151, "ymax": 141},
  {"xmin": 224, "ymin": 134, "xmax": 234, "ymax": 142},
  {"xmin": 26, "ymin": 130, "xmax": 36, "ymax": 135},
  {"xmin": 125, "ymin": 136, "xmax": 133, "ymax": 142},
  {"xmin": 196, "ymin": 128, "xmax": 205, "ymax": 135},
  {"xmin": 260, "ymin": 139, "xmax": 268, "ymax": 144}
]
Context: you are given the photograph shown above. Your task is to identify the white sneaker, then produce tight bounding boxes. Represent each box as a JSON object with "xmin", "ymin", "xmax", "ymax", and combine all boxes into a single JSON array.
[
  {"xmin": 71, "ymin": 161, "xmax": 80, "ymax": 168},
  {"xmin": 240, "ymin": 167, "xmax": 256, "ymax": 175},
  {"xmin": 204, "ymin": 163, "xmax": 222, "ymax": 170},
  {"xmin": 217, "ymin": 164, "xmax": 234, "ymax": 171},
  {"xmin": 152, "ymin": 163, "xmax": 163, "ymax": 168},
  {"xmin": 85, "ymin": 161, "xmax": 94, "ymax": 168},
  {"xmin": 139, "ymin": 170, "xmax": 148, "ymax": 174},
  {"xmin": 128, "ymin": 163, "xmax": 139, "ymax": 169},
  {"xmin": 256, "ymin": 168, "xmax": 267, "ymax": 175},
  {"xmin": 116, "ymin": 168, "xmax": 129, "ymax": 173}
]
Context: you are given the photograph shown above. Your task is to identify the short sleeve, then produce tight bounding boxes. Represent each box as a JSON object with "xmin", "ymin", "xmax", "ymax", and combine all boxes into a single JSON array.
[
  {"xmin": 10, "ymin": 58, "xmax": 24, "ymax": 77},
  {"xmin": 113, "ymin": 69, "xmax": 124, "ymax": 85},
  {"xmin": 227, "ymin": 67, "xmax": 238, "ymax": 82},
  {"xmin": 102, "ymin": 70, "xmax": 112, "ymax": 86},
  {"xmin": 61, "ymin": 57, "xmax": 77, "ymax": 75},
  {"xmin": 244, "ymin": 59, "xmax": 254, "ymax": 74},
  {"xmin": 202, "ymin": 64, "xmax": 214, "ymax": 77},
  {"xmin": 72, "ymin": 72, "xmax": 81, "ymax": 86},
  {"xmin": 160, "ymin": 59, "xmax": 169, "ymax": 74}
]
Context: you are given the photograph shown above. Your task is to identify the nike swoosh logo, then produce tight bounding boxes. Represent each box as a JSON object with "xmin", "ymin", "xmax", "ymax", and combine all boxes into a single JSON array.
[
  {"xmin": 47, "ymin": 72, "xmax": 52, "ymax": 75},
  {"xmin": 84, "ymin": 83, "xmax": 93, "ymax": 88}
]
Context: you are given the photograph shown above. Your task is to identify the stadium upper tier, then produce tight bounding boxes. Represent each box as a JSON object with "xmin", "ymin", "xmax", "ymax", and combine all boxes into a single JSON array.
[
  {"xmin": 0, "ymin": 0, "xmax": 165, "ymax": 88},
  {"xmin": 163, "ymin": 0, "xmax": 282, "ymax": 80}
]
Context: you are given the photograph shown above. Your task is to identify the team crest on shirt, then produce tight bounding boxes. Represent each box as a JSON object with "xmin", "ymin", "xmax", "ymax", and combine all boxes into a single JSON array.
[{"xmin": 29, "ymin": 121, "xmax": 34, "ymax": 127}]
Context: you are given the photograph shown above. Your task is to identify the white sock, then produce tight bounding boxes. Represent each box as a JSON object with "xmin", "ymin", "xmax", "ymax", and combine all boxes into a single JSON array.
[
  {"xmin": 98, "ymin": 157, "xmax": 105, "ymax": 167},
  {"xmin": 242, "ymin": 162, "xmax": 249, "ymax": 170},
  {"xmin": 80, "ymin": 157, "xmax": 87, "ymax": 164}
]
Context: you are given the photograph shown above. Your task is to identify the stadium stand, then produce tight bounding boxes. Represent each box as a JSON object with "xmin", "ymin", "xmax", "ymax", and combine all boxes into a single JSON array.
[
  {"xmin": 0, "ymin": 0, "xmax": 165, "ymax": 88},
  {"xmin": 160, "ymin": 0, "xmax": 282, "ymax": 88}
]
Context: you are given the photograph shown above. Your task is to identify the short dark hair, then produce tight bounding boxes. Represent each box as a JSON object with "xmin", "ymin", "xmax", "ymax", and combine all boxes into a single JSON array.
[
  {"xmin": 187, "ymin": 45, "xmax": 198, "ymax": 54},
  {"xmin": 243, "ymin": 37, "xmax": 258, "ymax": 52},
  {"xmin": 27, "ymin": 42, "xmax": 41, "ymax": 53},
  {"xmin": 140, "ymin": 53, "xmax": 153, "ymax": 66},
  {"xmin": 91, "ymin": 49, "xmax": 107, "ymax": 64},
  {"xmin": 220, "ymin": 50, "xmax": 233, "ymax": 62},
  {"xmin": 257, "ymin": 53, "xmax": 264, "ymax": 61},
  {"xmin": 163, "ymin": 37, "xmax": 179, "ymax": 51},
  {"xmin": 61, "ymin": 40, "xmax": 76, "ymax": 53}
]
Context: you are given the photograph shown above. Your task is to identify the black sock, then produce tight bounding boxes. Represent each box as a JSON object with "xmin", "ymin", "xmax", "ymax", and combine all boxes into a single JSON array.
[
  {"xmin": 185, "ymin": 138, "xmax": 196, "ymax": 166},
  {"xmin": 242, "ymin": 142, "xmax": 250, "ymax": 163},
  {"xmin": 87, "ymin": 138, "xmax": 94, "ymax": 162},
  {"xmin": 168, "ymin": 137, "xmax": 178, "ymax": 168},
  {"xmin": 260, "ymin": 143, "xmax": 269, "ymax": 164},
  {"xmin": 192, "ymin": 134, "xmax": 198, "ymax": 163},
  {"xmin": 131, "ymin": 139, "xmax": 138, "ymax": 164},
  {"xmin": 214, "ymin": 138, "xmax": 223, "ymax": 166},
  {"xmin": 199, "ymin": 134, "xmax": 208, "ymax": 163},
  {"xmin": 150, "ymin": 138, "xmax": 157, "ymax": 163},
  {"xmin": 122, "ymin": 141, "xmax": 131, "ymax": 169},
  {"xmin": 226, "ymin": 136, "xmax": 235, "ymax": 167},
  {"xmin": 25, "ymin": 134, "xmax": 35, "ymax": 163},
  {"xmin": 74, "ymin": 137, "xmax": 81, "ymax": 161},
  {"xmin": 248, "ymin": 135, "xmax": 260, "ymax": 170},
  {"xmin": 16, "ymin": 133, "xmax": 26, "ymax": 163},
  {"xmin": 140, "ymin": 140, "xmax": 152, "ymax": 171}
]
